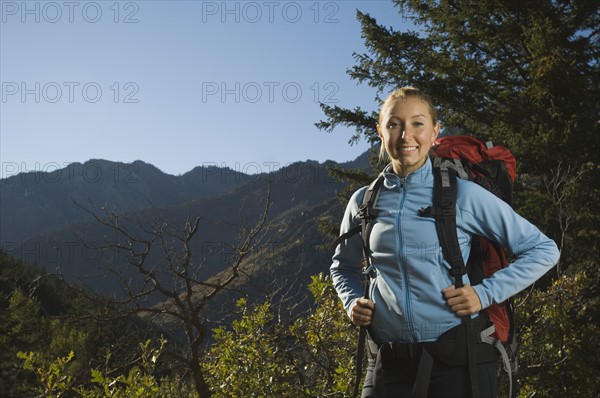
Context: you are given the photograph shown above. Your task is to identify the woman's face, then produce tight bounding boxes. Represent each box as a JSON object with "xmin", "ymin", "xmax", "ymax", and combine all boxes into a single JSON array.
[{"xmin": 378, "ymin": 97, "xmax": 440, "ymax": 176}]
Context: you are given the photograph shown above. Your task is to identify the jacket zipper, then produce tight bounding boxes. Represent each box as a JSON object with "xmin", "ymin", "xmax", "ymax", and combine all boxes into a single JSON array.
[{"xmin": 397, "ymin": 177, "xmax": 417, "ymax": 341}]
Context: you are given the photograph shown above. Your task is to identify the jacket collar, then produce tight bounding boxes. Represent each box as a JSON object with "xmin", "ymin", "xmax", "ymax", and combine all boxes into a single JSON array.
[{"xmin": 381, "ymin": 157, "xmax": 433, "ymax": 188}]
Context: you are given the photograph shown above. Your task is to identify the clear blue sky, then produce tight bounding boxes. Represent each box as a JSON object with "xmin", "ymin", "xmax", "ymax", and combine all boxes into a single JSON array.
[{"xmin": 1, "ymin": 0, "xmax": 409, "ymax": 177}]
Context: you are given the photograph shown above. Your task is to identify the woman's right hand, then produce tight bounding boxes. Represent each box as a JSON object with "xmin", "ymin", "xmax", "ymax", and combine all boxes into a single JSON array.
[{"xmin": 351, "ymin": 298, "xmax": 375, "ymax": 326}]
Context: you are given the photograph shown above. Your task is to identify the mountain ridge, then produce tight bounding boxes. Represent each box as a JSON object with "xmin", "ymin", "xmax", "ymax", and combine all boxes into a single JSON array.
[
  {"xmin": 2, "ymin": 150, "xmax": 375, "ymax": 297},
  {"xmin": 1, "ymin": 151, "xmax": 375, "ymax": 245},
  {"xmin": 1, "ymin": 149, "xmax": 378, "ymax": 347}
]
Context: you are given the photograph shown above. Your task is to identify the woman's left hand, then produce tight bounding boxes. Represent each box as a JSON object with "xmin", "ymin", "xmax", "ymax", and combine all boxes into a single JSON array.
[{"xmin": 442, "ymin": 285, "xmax": 482, "ymax": 316}]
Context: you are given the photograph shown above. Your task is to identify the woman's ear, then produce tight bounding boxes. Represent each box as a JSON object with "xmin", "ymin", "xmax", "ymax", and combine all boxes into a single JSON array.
[{"xmin": 432, "ymin": 122, "xmax": 440, "ymax": 141}]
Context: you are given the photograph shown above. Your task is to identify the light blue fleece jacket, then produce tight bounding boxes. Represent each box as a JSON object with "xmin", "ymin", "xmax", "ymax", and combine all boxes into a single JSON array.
[{"xmin": 330, "ymin": 158, "xmax": 559, "ymax": 344}]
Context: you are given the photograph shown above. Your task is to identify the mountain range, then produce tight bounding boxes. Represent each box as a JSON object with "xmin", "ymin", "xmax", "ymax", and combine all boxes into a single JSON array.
[{"xmin": 1, "ymin": 151, "xmax": 375, "ymax": 320}]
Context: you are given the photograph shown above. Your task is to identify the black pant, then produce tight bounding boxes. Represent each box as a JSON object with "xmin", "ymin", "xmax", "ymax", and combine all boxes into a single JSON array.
[{"xmin": 361, "ymin": 357, "xmax": 498, "ymax": 398}]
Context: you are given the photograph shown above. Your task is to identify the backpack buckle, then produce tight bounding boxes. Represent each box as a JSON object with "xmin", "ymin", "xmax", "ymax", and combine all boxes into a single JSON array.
[
  {"xmin": 358, "ymin": 203, "xmax": 378, "ymax": 221},
  {"xmin": 362, "ymin": 264, "xmax": 377, "ymax": 279},
  {"xmin": 418, "ymin": 206, "xmax": 433, "ymax": 217},
  {"xmin": 418, "ymin": 206, "xmax": 454, "ymax": 217}
]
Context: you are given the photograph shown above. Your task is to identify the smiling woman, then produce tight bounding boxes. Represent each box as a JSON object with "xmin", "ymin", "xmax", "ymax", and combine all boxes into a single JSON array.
[
  {"xmin": 331, "ymin": 86, "xmax": 560, "ymax": 398},
  {"xmin": 377, "ymin": 87, "xmax": 440, "ymax": 176}
]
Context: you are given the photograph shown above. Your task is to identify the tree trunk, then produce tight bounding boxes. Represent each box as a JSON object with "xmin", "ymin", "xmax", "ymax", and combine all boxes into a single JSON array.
[{"xmin": 191, "ymin": 360, "xmax": 211, "ymax": 398}]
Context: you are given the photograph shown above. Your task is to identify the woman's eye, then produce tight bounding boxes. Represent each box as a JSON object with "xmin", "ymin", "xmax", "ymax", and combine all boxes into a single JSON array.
[
  {"xmin": 413, "ymin": 122, "xmax": 424, "ymax": 127},
  {"xmin": 387, "ymin": 123, "xmax": 400, "ymax": 129}
]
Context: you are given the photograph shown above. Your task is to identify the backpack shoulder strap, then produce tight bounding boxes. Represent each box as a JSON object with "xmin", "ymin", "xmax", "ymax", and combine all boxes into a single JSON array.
[
  {"xmin": 330, "ymin": 225, "xmax": 361, "ymax": 250},
  {"xmin": 358, "ymin": 175, "xmax": 385, "ymax": 275},
  {"xmin": 330, "ymin": 174, "xmax": 385, "ymax": 253},
  {"xmin": 419, "ymin": 159, "xmax": 466, "ymax": 287},
  {"xmin": 419, "ymin": 157, "xmax": 481, "ymax": 398},
  {"xmin": 346, "ymin": 174, "xmax": 385, "ymax": 398}
]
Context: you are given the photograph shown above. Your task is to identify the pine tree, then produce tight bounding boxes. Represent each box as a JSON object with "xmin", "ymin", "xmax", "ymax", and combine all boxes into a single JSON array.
[
  {"xmin": 319, "ymin": 0, "xmax": 599, "ymax": 171},
  {"xmin": 317, "ymin": 1, "xmax": 599, "ymax": 395}
]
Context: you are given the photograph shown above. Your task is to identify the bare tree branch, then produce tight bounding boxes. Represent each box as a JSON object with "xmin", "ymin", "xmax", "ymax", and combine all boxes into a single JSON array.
[{"xmin": 64, "ymin": 182, "xmax": 273, "ymax": 397}]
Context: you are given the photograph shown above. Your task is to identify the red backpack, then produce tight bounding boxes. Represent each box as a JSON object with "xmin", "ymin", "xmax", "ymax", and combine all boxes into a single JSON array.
[
  {"xmin": 422, "ymin": 135, "xmax": 519, "ymax": 397},
  {"xmin": 429, "ymin": 135, "xmax": 516, "ymax": 344}
]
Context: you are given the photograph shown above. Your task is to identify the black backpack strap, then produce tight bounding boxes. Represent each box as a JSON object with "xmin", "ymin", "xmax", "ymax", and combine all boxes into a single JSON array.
[
  {"xmin": 419, "ymin": 159, "xmax": 480, "ymax": 398},
  {"xmin": 351, "ymin": 174, "xmax": 385, "ymax": 398},
  {"xmin": 331, "ymin": 175, "xmax": 385, "ymax": 252},
  {"xmin": 330, "ymin": 225, "xmax": 361, "ymax": 251},
  {"xmin": 358, "ymin": 175, "xmax": 384, "ymax": 277},
  {"xmin": 419, "ymin": 160, "xmax": 466, "ymax": 287}
]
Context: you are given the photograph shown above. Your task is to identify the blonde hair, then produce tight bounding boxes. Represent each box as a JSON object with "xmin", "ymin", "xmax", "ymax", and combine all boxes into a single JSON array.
[{"xmin": 378, "ymin": 86, "xmax": 438, "ymax": 161}]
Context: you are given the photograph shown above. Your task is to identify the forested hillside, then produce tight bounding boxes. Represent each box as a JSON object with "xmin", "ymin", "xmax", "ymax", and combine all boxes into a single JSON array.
[
  {"xmin": 0, "ymin": 250, "xmax": 168, "ymax": 396},
  {"xmin": 0, "ymin": 152, "xmax": 374, "ymax": 396}
]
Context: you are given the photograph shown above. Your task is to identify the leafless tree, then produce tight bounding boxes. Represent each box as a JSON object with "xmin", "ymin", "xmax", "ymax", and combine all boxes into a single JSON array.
[{"xmin": 69, "ymin": 185, "xmax": 272, "ymax": 397}]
